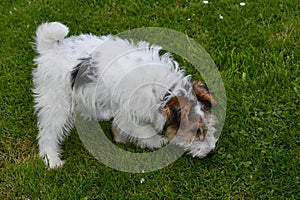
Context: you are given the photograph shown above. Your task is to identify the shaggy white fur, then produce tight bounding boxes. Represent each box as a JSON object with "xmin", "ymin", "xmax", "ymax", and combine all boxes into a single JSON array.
[{"xmin": 32, "ymin": 22, "xmax": 217, "ymax": 168}]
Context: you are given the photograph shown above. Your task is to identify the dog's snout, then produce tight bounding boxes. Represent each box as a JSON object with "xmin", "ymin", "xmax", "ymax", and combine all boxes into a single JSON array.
[{"xmin": 207, "ymin": 149, "xmax": 215, "ymax": 157}]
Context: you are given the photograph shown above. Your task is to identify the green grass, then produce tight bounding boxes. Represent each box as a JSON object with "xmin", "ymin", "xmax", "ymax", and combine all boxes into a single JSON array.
[{"xmin": 1, "ymin": 0, "xmax": 299, "ymax": 199}]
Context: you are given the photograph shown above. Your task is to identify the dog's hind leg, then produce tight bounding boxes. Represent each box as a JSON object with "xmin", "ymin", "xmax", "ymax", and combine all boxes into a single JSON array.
[{"xmin": 34, "ymin": 88, "xmax": 73, "ymax": 169}]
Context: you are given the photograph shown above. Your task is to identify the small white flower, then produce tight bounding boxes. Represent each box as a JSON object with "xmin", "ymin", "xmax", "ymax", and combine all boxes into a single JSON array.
[
  {"xmin": 187, "ymin": 18, "xmax": 191, "ymax": 21},
  {"xmin": 219, "ymin": 14, "xmax": 224, "ymax": 19},
  {"xmin": 240, "ymin": 2, "xmax": 246, "ymax": 6},
  {"xmin": 242, "ymin": 72, "xmax": 246, "ymax": 81},
  {"xmin": 140, "ymin": 178, "xmax": 145, "ymax": 184},
  {"xmin": 203, "ymin": 1, "xmax": 209, "ymax": 4}
]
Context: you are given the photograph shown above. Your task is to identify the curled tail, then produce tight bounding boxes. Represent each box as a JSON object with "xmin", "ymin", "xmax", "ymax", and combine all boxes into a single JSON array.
[{"xmin": 35, "ymin": 22, "xmax": 69, "ymax": 53}]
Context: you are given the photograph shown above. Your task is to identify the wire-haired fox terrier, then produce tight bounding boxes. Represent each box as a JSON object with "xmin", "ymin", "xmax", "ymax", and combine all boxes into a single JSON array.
[{"xmin": 32, "ymin": 22, "xmax": 218, "ymax": 168}]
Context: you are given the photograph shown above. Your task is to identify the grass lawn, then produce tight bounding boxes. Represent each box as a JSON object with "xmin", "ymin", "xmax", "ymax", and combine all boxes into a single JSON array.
[{"xmin": 1, "ymin": 0, "xmax": 299, "ymax": 199}]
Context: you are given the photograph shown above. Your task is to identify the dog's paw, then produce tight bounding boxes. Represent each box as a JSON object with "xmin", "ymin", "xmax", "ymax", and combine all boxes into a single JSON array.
[
  {"xmin": 42, "ymin": 155, "xmax": 65, "ymax": 169},
  {"xmin": 161, "ymin": 137, "xmax": 169, "ymax": 146},
  {"xmin": 138, "ymin": 135, "xmax": 168, "ymax": 149},
  {"xmin": 48, "ymin": 159, "xmax": 65, "ymax": 169},
  {"xmin": 112, "ymin": 128, "xmax": 129, "ymax": 144}
]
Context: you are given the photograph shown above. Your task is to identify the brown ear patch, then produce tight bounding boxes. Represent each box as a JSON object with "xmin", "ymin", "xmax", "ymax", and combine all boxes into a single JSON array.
[
  {"xmin": 164, "ymin": 125, "xmax": 178, "ymax": 141},
  {"xmin": 161, "ymin": 96, "xmax": 192, "ymax": 128},
  {"xmin": 193, "ymin": 82, "xmax": 217, "ymax": 106},
  {"xmin": 161, "ymin": 97, "xmax": 179, "ymax": 121}
]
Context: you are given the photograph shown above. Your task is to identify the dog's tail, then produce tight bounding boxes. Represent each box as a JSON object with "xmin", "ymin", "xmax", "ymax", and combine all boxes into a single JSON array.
[{"xmin": 34, "ymin": 22, "xmax": 69, "ymax": 53}]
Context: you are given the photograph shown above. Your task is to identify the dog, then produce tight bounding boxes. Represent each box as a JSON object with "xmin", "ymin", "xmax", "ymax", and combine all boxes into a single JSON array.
[{"xmin": 32, "ymin": 22, "xmax": 218, "ymax": 168}]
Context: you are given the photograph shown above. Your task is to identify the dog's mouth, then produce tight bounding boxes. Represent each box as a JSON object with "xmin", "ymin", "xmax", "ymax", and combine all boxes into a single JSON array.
[
  {"xmin": 165, "ymin": 125, "xmax": 206, "ymax": 142},
  {"xmin": 163, "ymin": 120, "xmax": 217, "ymax": 158},
  {"xmin": 167, "ymin": 131, "xmax": 218, "ymax": 158}
]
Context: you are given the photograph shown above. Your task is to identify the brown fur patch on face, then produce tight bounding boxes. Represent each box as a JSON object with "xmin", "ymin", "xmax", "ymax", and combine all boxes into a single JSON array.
[
  {"xmin": 162, "ymin": 83, "xmax": 216, "ymax": 142},
  {"xmin": 193, "ymin": 82, "xmax": 217, "ymax": 107},
  {"xmin": 162, "ymin": 95, "xmax": 208, "ymax": 142},
  {"xmin": 165, "ymin": 125, "xmax": 178, "ymax": 141},
  {"xmin": 162, "ymin": 96, "xmax": 192, "ymax": 128}
]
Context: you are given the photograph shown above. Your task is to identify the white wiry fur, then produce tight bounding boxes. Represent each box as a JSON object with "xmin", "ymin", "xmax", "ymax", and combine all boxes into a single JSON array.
[{"xmin": 33, "ymin": 22, "xmax": 217, "ymax": 168}]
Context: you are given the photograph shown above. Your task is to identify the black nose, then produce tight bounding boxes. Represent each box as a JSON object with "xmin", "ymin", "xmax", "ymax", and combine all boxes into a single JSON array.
[{"xmin": 207, "ymin": 149, "xmax": 215, "ymax": 157}]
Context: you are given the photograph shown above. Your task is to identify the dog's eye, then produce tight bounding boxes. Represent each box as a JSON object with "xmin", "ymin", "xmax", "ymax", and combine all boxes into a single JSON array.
[
  {"xmin": 194, "ymin": 128, "xmax": 207, "ymax": 141},
  {"xmin": 197, "ymin": 129, "xmax": 202, "ymax": 134},
  {"xmin": 191, "ymin": 128, "xmax": 201, "ymax": 134}
]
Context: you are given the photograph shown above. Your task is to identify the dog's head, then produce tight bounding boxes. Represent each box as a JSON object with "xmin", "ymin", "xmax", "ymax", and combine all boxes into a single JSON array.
[{"xmin": 161, "ymin": 81, "xmax": 217, "ymax": 158}]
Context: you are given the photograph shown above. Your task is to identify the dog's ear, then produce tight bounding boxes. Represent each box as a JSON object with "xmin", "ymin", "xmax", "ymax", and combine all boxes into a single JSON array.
[
  {"xmin": 180, "ymin": 99, "xmax": 192, "ymax": 127},
  {"xmin": 161, "ymin": 97, "xmax": 179, "ymax": 121},
  {"xmin": 165, "ymin": 125, "xmax": 178, "ymax": 141},
  {"xmin": 161, "ymin": 96, "xmax": 191, "ymax": 128},
  {"xmin": 193, "ymin": 82, "xmax": 217, "ymax": 106}
]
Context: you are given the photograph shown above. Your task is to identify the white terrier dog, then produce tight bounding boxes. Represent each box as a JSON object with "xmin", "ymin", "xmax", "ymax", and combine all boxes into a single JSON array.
[{"xmin": 33, "ymin": 22, "xmax": 218, "ymax": 168}]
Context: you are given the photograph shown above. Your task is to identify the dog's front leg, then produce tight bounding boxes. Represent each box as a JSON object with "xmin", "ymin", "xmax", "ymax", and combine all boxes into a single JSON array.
[
  {"xmin": 113, "ymin": 120, "xmax": 168, "ymax": 149},
  {"xmin": 131, "ymin": 125, "xmax": 168, "ymax": 149}
]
